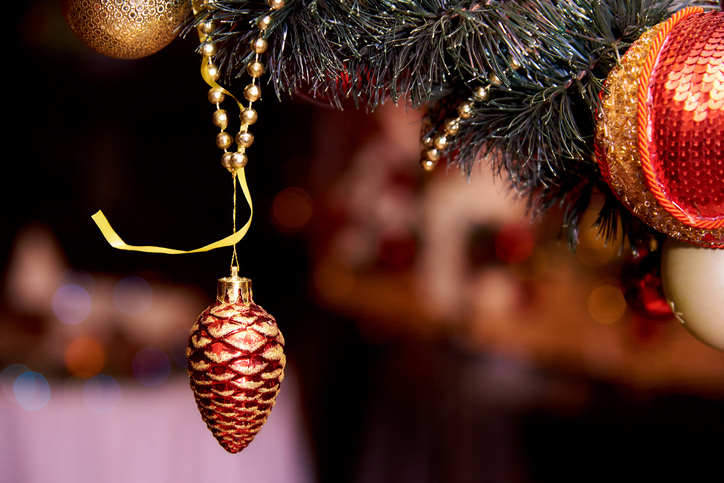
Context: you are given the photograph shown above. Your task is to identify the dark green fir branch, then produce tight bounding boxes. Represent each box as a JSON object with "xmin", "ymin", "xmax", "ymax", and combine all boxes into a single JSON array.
[{"xmin": 187, "ymin": 0, "xmax": 718, "ymax": 248}]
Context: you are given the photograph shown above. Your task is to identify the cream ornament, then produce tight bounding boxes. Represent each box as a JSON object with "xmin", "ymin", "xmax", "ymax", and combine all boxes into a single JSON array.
[
  {"xmin": 661, "ymin": 238, "xmax": 724, "ymax": 351},
  {"xmin": 60, "ymin": 0, "xmax": 190, "ymax": 59}
]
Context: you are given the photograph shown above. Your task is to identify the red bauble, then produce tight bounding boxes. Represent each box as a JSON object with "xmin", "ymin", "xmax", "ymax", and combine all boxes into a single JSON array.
[
  {"xmin": 188, "ymin": 276, "xmax": 285, "ymax": 453},
  {"xmin": 621, "ymin": 245, "xmax": 674, "ymax": 320},
  {"xmin": 596, "ymin": 8, "xmax": 724, "ymax": 247},
  {"xmin": 643, "ymin": 10, "xmax": 724, "ymax": 229}
]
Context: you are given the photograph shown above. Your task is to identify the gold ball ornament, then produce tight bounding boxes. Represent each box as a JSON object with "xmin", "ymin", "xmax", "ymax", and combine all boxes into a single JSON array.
[
  {"xmin": 420, "ymin": 158, "xmax": 437, "ymax": 172},
  {"xmin": 231, "ymin": 152, "xmax": 248, "ymax": 169},
  {"xmin": 661, "ymin": 238, "xmax": 724, "ymax": 351},
  {"xmin": 200, "ymin": 20, "xmax": 216, "ymax": 35},
  {"xmin": 215, "ymin": 132, "xmax": 233, "ymax": 150},
  {"xmin": 488, "ymin": 72, "xmax": 502, "ymax": 86},
  {"xmin": 244, "ymin": 84, "xmax": 261, "ymax": 102},
  {"xmin": 425, "ymin": 148, "xmax": 441, "ymax": 162},
  {"xmin": 201, "ymin": 42, "xmax": 217, "ymax": 58},
  {"xmin": 241, "ymin": 107, "xmax": 258, "ymax": 125},
  {"xmin": 444, "ymin": 118, "xmax": 461, "ymax": 135},
  {"xmin": 205, "ymin": 63, "xmax": 221, "ymax": 81},
  {"xmin": 268, "ymin": 0, "xmax": 285, "ymax": 10},
  {"xmin": 457, "ymin": 102, "xmax": 474, "ymax": 119},
  {"xmin": 433, "ymin": 134, "xmax": 449, "ymax": 150},
  {"xmin": 236, "ymin": 132, "xmax": 254, "ymax": 149},
  {"xmin": 212, "ymin": 109, "xmax": 229, "ymax": 129},
  {"xmin": 472, "ymin": 86, "xmax": 490, "ymax": 102},
  {"xmin": 247, "ymin": 60, "xmax": 265, "ymax": 78},
  {"xmin": 221, "ymin": 152, "xmax": 234, "ymax": 170},
  {"xmin": 60, "ymin": 0, "xmax": 190, "ymax": 59},
  {"xmin": 251, "ymin": 37, "xmax": 268, "ymax": 54},
  {"xmin": 208, "ymin": 88, "xmax": 225, "ymax": 105},
  {"xmin": 257, "ymin": 15, "xmax": 272, "ymax": 30}
]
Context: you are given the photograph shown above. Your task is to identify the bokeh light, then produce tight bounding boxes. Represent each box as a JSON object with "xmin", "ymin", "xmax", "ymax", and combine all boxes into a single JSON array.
[
  {"xmin": 83, "ymin": 375, "xmax": 122, "ymax": 414},
  {"xmin": 1, "ymin": 364, "xmax": 30, "ymax": 403},
  {"xmin": 588, "ymin": 280, "xmax": 627, "ymax": 324},
  {"xmin": 314, "ymin": 256, "xmax": 355, "ymax": 298},
  {"xmin": 114, "ymin": 276, "xmax": 153, "ymax": 316},
  {"xmin": 132, "ymin": 347, "xmax": 171, "ymax": 386},
  {"xmin": 58, "ymin": 269, "xmax": 96, "ymax": 297},
  {"xmin": 65, "ymin": 336, "xmax": 106, "ymax": 377},
  {"xmin": 168, "ymin": 328, "xmax": 190, "ymax": 368},
  {"xmin": 13, "ymin": 371, "xmax": 51, "ymax": 411},
  {"xmin": 272, "ymin": 187, "xmax": 314, "ymax": 232},
  {"xmin": 377, "ymin": 226, "xmax": 416, "ymax": 266},
  {"xmin": 495, "ymin": 224, "xmax": 535, "ymax": 263},
  {"xmin": 510, "ymin": 245, "xmax": 549, "ymax": 281},
  {"xmin": 52, "ymin": 284, "xmax": 92, "ymax": 324},
  {"xmin": 576, "ymin": 209, "xmax": 624, "ymax": 267}
]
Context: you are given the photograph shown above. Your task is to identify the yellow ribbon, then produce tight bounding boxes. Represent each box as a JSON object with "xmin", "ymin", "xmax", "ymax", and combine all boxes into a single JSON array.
[
  {"xmin": 93, "ymin": 8, "xmax": 255, "ymax": 256},
  {"xmin": 92, "ymin": 167, "xmax": 252, "ymax": 254},
  {"xmin": 201, "ymin": 56, "xmax": 247, "ymax": 114}
]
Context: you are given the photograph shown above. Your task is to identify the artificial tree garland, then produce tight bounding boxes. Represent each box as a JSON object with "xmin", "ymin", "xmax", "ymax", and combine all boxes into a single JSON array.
[
  {"xmin": 189, "ymin": 0, "xmax": 719, "ymax": 248},
  {"xmin": 188, "ymin": 0, "xmax": 724, "ymax": 351}
]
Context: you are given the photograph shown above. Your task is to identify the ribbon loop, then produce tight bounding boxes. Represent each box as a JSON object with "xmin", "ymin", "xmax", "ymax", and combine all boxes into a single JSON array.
[{"xmin": 93, "ymin": 168, "xmax": 252, "ymax": 254}]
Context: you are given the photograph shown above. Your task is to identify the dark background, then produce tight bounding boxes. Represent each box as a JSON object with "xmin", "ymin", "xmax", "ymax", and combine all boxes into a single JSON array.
[{"xmin": 3, "ymin": 2, "xmax": 724, "ymax": 482}]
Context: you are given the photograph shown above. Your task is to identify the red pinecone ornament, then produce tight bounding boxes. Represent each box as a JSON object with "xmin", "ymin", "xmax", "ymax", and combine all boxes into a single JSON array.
[{"xmin": 188, "ymin": 274, "xmax": 285, "ymax": 453}]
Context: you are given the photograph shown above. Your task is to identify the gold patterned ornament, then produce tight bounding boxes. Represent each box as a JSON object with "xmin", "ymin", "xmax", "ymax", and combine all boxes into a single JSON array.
[{"xmin": 60, "ymin": 0, "xmax": 190, "ymax": 59}]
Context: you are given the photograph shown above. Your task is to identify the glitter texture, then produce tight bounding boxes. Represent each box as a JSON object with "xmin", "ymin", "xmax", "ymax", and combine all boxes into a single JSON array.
[
  {"xmin": 188, "ymin": 299, "xmax": 285, "ymax": 454},
  {"xmin": 597, "ymin": 9, "xmax": 724, "ymax": 247},
  {"xmin": 60, "ymin": 0, "xmax": 189, "ymax": 59}
]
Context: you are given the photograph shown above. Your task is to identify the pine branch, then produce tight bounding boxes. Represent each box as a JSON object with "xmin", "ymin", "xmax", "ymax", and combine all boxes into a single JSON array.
[{"xmin": 187, "ymin": 0, "xmax": 718, "ymax": 249}]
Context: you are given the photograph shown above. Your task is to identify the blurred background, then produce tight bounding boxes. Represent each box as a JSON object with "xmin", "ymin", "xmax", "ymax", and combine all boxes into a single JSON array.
[{"xmin": 3, "ymin": 2, "xmax": 724, "ymax": 482}]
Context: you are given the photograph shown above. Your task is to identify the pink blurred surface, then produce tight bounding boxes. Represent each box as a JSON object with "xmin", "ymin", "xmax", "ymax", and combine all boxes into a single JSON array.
[{"xmin": 0, "ymin": 372, "xmax": 316, "ymax": 483}]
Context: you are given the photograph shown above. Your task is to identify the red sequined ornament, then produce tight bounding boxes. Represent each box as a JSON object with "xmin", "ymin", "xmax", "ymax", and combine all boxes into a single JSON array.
[
  {"xmin": 620, "ymin": 244, "xmax": 674, "ymax": 320},
  {"xmin": 596, "ymin": 8, "xmax": 724, "ymax": 247},
  {"xmin": 642, "ymin": 9, "xmax": 724, "ymax": 230},
  {"xmin": 188, "ymin": 274, "xmax": 285, "ymax": 453}
]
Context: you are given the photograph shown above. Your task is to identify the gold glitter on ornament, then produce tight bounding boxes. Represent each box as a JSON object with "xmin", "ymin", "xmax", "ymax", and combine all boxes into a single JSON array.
[
  {"xmin": 188, "ymin": 276, "xmax": 285, "ymax": 454},
  {"xmin": 61, "ymin": 0, "xmax": 190, "ymax": 59}
]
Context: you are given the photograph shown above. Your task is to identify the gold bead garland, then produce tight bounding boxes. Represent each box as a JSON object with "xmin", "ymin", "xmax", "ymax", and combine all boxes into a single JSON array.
[
  {"xmin": 420, "ymin": 56, "xmax": 522, "ymax": 172},
  {"xmin": 197, "ymin": 0, "xmax": 285, "ymax": 176},
  {"xmin": 90, "ymin": 1, "xmax": 269, "ymax": 258},
  {"xmin": 195, "ymin": 0, "xmax": 285, "ymax": 270}
]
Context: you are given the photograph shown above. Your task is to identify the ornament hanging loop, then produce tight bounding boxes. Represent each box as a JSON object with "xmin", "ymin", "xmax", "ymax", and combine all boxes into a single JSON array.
[
  {"xmin": 231, "ymin": 170, "xmax": 240, "ymax": 272},
  {"xmin": 217, "ymin": 268, "xmax": 252, "ymax": 304}
]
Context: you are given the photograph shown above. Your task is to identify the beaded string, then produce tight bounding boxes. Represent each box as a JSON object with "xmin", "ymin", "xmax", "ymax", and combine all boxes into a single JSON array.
[
  {"xmin": 197, "ymin": 0, "xmax": 286, "ymax": 274},
  {"xmin": 420, "ymin": 55, "xmax": 524, "ymax": 172}
]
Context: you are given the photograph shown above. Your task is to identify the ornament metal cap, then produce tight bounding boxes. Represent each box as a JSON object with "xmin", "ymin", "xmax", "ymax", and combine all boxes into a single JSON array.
[{"xmin": 217, "ymin": 267, "xmax": 252, "ymax": 304}]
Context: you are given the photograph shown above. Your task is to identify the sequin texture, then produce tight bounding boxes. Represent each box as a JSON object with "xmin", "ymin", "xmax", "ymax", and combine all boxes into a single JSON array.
[
  {"xmin": 647, "ymin": 11, "xmax": 724, "ymax": 223},
  {"xmin": 596, "ymin": 10, "xmax": 724, "ymax": 247}
]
